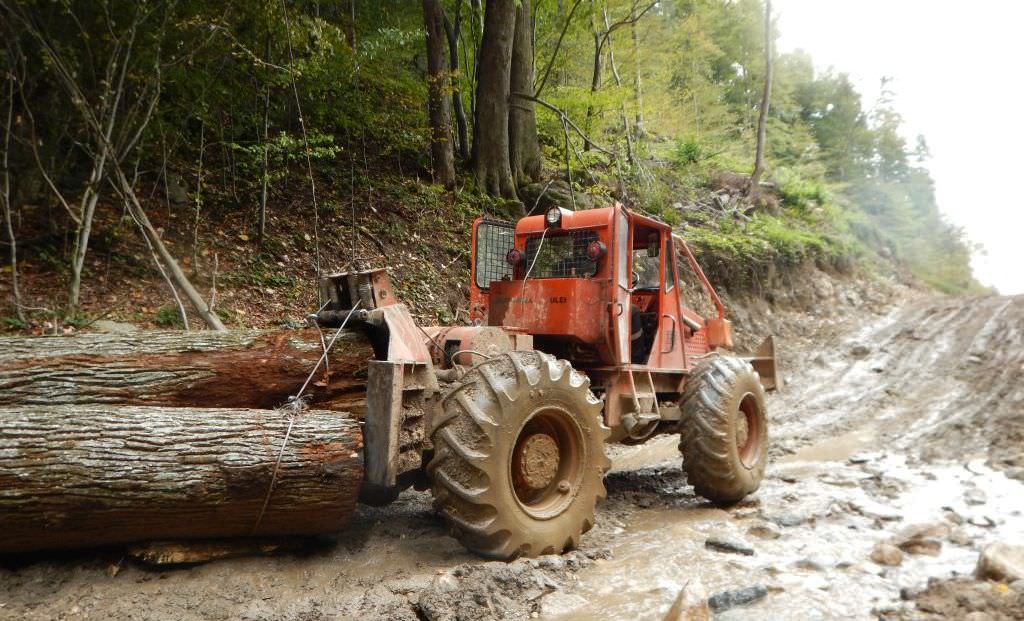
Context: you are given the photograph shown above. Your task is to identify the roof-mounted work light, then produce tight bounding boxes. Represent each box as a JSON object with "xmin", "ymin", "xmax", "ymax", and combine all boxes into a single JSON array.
[{"xmin": 544, "ymin": 207, "xmax": 563, "ymax": 228}]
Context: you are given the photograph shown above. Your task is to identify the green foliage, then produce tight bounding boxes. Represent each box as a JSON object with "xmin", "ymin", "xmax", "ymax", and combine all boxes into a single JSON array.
[
  {"xmin": 775, "ymin": 169, "xmax": 830, "ymax": 212},
  {"xmin": 0, "ymin": 316, "xmax": 27, "ymax": 331},
  {"xmin": 673, "ymin": 137, "xmax": 712, "ymax": 167},
  {"xmin": 64, "ymin": 313, "xmax": 92, "ymax": 329},
  {"xmin": 153, "ymin": 307, "xmax": 185, "ymax": 328}
]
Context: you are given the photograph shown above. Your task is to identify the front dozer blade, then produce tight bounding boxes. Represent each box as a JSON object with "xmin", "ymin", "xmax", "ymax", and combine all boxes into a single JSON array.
[{"xmin": 744, "ymin": 335, "xmax": 782, "ymax": 392}]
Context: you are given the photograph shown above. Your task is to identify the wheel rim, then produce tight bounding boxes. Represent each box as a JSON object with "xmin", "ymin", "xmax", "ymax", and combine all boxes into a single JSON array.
[
  {"xmin": 736, "ymin": 393, "xmax": 762, "ymax": 468},
  {"xmin": 510, "ymin": 405, "xmax": 584, "ymax": 519}
]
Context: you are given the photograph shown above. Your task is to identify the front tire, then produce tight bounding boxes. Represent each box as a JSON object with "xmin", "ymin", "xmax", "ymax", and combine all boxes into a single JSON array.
[
  {"xmin": 427, "ymin": 351, "xmax": 609, "ymax": 559},
  {"xmin": 679, "ymin": 355, "xmax": 768, "ymax": 504}
]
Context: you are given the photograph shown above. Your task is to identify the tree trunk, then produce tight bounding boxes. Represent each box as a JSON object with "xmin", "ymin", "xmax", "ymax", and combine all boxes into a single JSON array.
[
  {"xmin": 113, "ymin": 162, "xmax": 227, "ymax": 331},
  {"xmin": 0, "ymin": 405, "xmax": 362, "ymax": 554},
  {"xmin": 509, "ymin": 0, "xmax": 542, "ymax": 187},
  {"xmin": 749, "ymin": 0, "xmax": 773, "ymax": 195},
  {"xmin": 423, "ymin": 0, "xmax": 456, "ymax": 189},
  {"xmin": 630, "ymin": 15, "xmax": 646, "ymax": 138},
  {"xmin": 583, "ymin": 29, "xmax": 603, "ymax": 152},
  {"xmin": 1, "ymin": 75, "xmax": 23, "ymax": 322},
  {"xmin": 67, "ymin": 170, "xmax": 105, "ymax": 313},
  {"xmin": 0, "ymin": 328, "xmax": 374, "ymax": 413},
  {"xmin": 603, "ymin": 7, "xmax": 635, "ymax": 165},
  {"xmin": 471, "ymin": 0, "xmax": 517, "ymax": 198},
  {"xmin": 443, "ymin": 6, "xmax": 470, "ymax": 161}
]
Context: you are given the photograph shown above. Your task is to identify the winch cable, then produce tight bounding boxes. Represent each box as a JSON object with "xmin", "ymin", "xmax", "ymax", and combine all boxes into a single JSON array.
[{"xmin": 250, "ymin": 298, "xmax": 362, "ymax": 535}]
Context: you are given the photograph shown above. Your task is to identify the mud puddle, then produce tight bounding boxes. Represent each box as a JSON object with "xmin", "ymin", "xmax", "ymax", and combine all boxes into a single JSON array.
[{"xmin": 550, "ymin": 432, "xmax": 1024, "ymax": 620}]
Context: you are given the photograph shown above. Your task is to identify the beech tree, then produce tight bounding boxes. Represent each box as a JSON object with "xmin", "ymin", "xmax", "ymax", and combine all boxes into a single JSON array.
[
  {"xmin": 509, "ymin": 0, "xmax": 542, "ymax": 186},
  {"xmin": 472, "ymin": 0, "xmax": 517, "ymax": 198},
  {"xmin": 423, "ymin": 0, "xmax": 456, "ymax": 189}
]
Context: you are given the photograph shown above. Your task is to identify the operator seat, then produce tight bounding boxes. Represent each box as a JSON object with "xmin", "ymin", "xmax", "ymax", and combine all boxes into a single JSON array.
[{"xmin": 630, "ymin": 305, "xmax": 652, "ymax": 364}]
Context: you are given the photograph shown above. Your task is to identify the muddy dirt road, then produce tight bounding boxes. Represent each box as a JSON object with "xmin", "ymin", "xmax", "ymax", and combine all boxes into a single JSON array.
[{"xmin": 2, "ymin": 292, "xmax": 1022, "ymax": 620}]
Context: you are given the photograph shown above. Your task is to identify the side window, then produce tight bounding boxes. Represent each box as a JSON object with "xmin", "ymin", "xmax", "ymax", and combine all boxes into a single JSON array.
[
  {"xmin": 474, "ymin": 221, "xmax": 515, "ymax": 290},
  {"xmin": 665, "ymin": 237, "xmax": 676, "ymax": 292},
  {"xmin": 675, "ymin": 240, "xmax": 716, "ymax": 318}
]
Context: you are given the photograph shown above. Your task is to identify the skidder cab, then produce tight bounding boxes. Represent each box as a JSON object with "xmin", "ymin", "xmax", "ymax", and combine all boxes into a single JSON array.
[{"xmin": 318, "ymin": 202, "xmax": 779, "ymax": 560}]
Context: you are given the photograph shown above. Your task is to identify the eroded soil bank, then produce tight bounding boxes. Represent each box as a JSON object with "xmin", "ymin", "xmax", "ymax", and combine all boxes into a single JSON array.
[{"xmin": 1, "ymin": 282, "xmax": 1022, "ymax": 620}]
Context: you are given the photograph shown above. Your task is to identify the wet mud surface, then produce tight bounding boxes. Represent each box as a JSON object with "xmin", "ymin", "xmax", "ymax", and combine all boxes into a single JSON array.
[{"xmin": 2, "ymin": 290, "xmax": 1022, "ymax": 620}]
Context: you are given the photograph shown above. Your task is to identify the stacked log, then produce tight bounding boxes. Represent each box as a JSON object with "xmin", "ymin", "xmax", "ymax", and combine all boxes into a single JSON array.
[
  {"xmin": 0, "ymin": 329, "xmax": 374, "ymax": 412},
  {"xmin": 0, "ymin": 329, "xmax": 375, "ymax": 554},
  {"xmin": 0, "ymin": 405, "xmax": 363, "ymax": 554}
]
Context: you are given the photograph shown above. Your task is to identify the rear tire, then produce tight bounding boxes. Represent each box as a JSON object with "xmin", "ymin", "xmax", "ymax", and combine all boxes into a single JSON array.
[
  {"xmin": 427, "ymin": 351, "xmax": 609, "ymax": 559},
  {"xmin": 678, "ymin": 355, "xmax": 768, "ymax": 504}
]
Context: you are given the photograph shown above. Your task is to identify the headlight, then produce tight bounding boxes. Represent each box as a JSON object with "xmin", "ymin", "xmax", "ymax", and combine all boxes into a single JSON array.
[
  {"xmin": 505, "ymin": 248, "xmax": 523, "ymax": 265},
  {"xmin": 586, "ymin": 240, "xmax": 606, "ymax": 261},
  {"xmin": 545, "ymin": 207, "xmax": 562, "ymax": 227}
]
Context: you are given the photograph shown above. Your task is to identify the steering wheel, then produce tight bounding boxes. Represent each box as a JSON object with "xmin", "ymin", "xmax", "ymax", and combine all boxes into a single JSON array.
[{"xmin": 631, "ymin": 272, "xmax": 640, "ymax": 288}]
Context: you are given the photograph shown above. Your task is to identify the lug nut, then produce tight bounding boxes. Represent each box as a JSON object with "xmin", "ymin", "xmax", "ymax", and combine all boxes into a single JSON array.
[{"xmin": 557, "ymin": 480, "xmax": 570, "ymax": 493}]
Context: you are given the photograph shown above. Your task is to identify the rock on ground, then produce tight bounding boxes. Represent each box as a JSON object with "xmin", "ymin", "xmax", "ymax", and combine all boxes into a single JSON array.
[
  {"xmin": 871, "ymin": 543, "xmax": 903, "ymax": 567},
  {"xmin": 908, "ymin": 577, "xmax": 1024, "ymax": 621},
  {"xmin": 662, "ymin": 578, "xmax": 709, "ymax": 621},
  {"xmin": 976, "ymin": 542, "xmax": 1024, "ymax": 583},
  {"xmin": 707, "ymin": 585, "xmax": 768, "ymax": 613}
]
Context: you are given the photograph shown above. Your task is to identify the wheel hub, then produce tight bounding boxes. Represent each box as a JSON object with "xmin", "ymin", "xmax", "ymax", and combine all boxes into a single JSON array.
[
  {"xmin": 735, "ymin": 411, "xmax": 749, "ymax": 451},
  {"xmin": 515, "ymin": 433, "xmax": 560, "ymax": 490}
]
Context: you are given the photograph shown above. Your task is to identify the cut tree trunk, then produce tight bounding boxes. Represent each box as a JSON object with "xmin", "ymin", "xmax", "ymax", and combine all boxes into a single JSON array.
[
  {"xmin": 0, "ymin": 329, "xmax": 374, "ymax": 413},
  {"xmin": 0, "ymin": 405, "xmax": 363, "ymax": 554}
]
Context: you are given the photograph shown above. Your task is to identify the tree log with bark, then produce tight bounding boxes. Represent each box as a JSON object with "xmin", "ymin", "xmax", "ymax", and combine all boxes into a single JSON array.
[
  {"xmin": 0, "ymin": 405, "xmax": 363, "ymax": 554},
  {"xmin": 0, "ymin": 329, "xmax": 374, "ymax": 412}
]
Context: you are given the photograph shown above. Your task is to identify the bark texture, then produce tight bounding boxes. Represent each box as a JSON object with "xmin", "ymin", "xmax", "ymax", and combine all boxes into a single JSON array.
[
  {"xmin": 423, "ymin": 0, "xmax": 456, "ymax": 189},
  {"xmin": 749, "ymin": 0, "xmax": 773, "ymax": 193},
  {"xmin": 0, "ymin": 405, "xmax": 363, "ymax": 553},
  {"xmin": 471, "ymin": 0, "xmax": 517, "ymax": 198},
  {"xmin": 509, "ymin": 0, "xmax": 542, "ymax": 187},
  {"xmin": 443, "ymin": 6, "xmax": 470, "ymax": 160},
  {"xmin": 0, "ymin": 329, "xmax": 373, "ymax": 413},
  {"xmin": 630, "ymin": 16, "xmax": 645, "ymax": 137}
]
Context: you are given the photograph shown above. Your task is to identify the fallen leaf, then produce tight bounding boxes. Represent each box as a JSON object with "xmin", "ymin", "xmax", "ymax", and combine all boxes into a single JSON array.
[{"xmin": 239, "ymin": 233, "xmax": 250, "ymax": 242}]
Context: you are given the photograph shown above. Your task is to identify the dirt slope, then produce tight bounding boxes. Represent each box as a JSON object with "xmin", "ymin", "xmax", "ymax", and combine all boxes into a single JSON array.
[{"xmin": 1, "ymin": 292, "xmax": 1022, "ymax": 621}]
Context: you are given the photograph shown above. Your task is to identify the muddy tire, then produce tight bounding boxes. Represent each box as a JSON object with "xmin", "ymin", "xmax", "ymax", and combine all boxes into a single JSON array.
[
  {"xmin": 427, "ymin": 351, "xmax": 610, "ymax": 559},
  {"xmin": 678, "ymin": 355, "xmax": 768, "ymax": 504}
]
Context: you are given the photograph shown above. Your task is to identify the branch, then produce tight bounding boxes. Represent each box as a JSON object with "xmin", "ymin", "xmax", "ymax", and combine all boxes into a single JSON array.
[
  {"xmin": 514, "ymin": 92, "xmax": 614, "ymax": 157},
  {"xmin": 594, "ymin": 1, "xmax": 658, "ymax": 60},
  {"xmin": 534, "ymin": 0, "xmax": 585, "ymax": 98}
]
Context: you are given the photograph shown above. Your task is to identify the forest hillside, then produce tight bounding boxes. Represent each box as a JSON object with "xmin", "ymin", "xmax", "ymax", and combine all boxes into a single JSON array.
[{"xmin": 0, "ymin": 0, "xmax": 984, "ymax": 331}]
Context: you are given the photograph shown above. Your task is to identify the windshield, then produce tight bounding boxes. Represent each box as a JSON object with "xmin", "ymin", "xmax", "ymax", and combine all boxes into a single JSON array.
[
  {"xmin": 523, "ymin": 230, "xmax": 598, "ymax": 279},
  {"xmin": 632, "ymin": 247, "xmax": 660, "ymax": 289}
]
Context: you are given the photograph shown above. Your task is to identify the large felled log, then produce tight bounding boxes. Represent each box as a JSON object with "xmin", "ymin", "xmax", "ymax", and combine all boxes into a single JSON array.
[
  {"xmin": 0, "ymin": 405, "xmax": 363, "ymax": 554},
  {"xmin": 0, "ymin": 329, "xmax": 373, "ymax": 412}
]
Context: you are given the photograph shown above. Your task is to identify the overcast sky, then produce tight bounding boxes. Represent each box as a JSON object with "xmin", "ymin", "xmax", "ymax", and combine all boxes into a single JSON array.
[{"xmin": 772, "ymin": 0, "xmax": 1024, "ymax": 295}]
